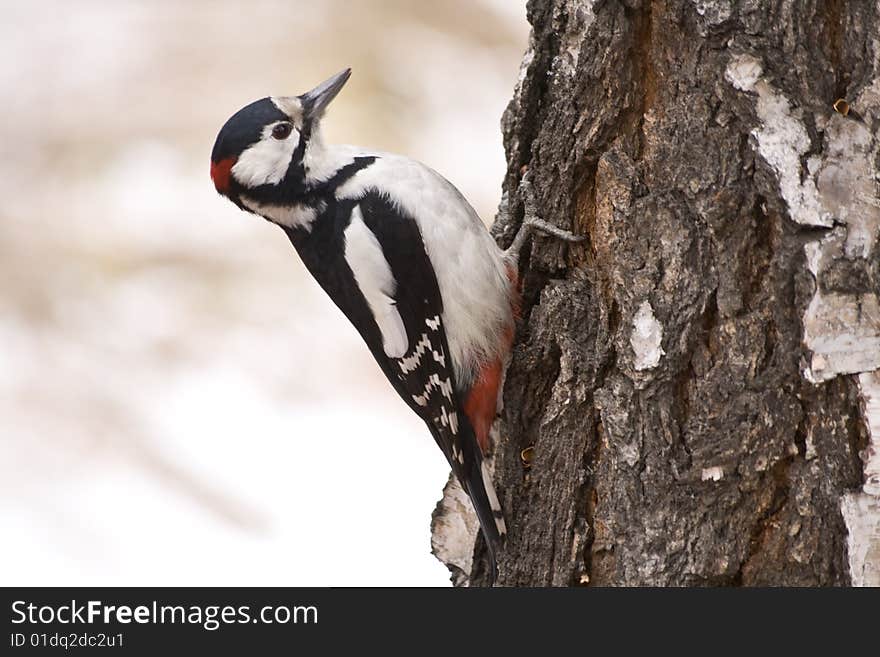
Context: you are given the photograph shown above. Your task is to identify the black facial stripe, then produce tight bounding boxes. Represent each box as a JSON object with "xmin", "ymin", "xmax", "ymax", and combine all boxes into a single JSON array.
[
  {"xmin": 243, "ymin": 156, "xmax": 378, "ymax": 209},
  {"xmin": 281, "ymin": 130, "xmax": 309, "ymax": 187},
  {"xmin": 282, "ymin": 113, "xmax": 321, "ymax": 184},
  {"xmin": 299, "ymin": 113, "xmax": 315, "ymax": 142}
]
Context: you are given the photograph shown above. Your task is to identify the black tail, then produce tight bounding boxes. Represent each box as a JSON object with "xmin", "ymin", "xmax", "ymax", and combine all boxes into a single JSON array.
[
  {"xmin": 428, "ymin": 411, "xmax": 506, "ymax": 584},
  {"xmin": 449, "ymin": 422, "xmax": 506, "ymax": 585}
]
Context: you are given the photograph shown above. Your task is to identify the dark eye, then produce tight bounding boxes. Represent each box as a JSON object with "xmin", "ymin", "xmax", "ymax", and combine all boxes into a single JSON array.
[{"xmin": 272, "ymin": 123, "xmax": 292, "ymax": 140}]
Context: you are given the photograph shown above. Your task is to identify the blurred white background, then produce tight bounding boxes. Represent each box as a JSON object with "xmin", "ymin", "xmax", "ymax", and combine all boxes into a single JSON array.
[{"xmin": 0, "ymin": 0, "xmax": 527, "ymax": 586}]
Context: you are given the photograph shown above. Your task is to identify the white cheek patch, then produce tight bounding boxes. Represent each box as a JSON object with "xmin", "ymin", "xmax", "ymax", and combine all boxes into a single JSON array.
[
  {"xmin": 343, "ymin": 206, "xmax": 409, "ymax": 358},
  {"xmin": 231, "ymin": 122, "xmax": 300, "ymax": 187}
]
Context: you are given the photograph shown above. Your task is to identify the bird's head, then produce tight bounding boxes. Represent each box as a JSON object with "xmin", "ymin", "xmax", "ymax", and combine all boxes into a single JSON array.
[{"xmin": 210, "ymin": 68, "xmax": 351, "ymax": 207}]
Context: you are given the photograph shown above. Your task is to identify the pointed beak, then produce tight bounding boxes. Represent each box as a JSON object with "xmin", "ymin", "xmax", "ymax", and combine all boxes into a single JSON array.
[{"xmin": 300, "ymin": 68, "xmax": 351, "ymax": 119}]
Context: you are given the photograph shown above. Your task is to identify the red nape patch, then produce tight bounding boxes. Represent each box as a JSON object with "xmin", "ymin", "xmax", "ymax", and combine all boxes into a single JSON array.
[{"xmin": 210, "ymin": 157, "xmax": 236, "ymax": 194}]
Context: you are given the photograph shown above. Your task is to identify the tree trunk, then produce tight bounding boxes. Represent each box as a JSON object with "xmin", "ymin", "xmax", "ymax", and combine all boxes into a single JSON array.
[{"xmin": 432, "ymin": 0, "xmax": 880, "ymax": 587}]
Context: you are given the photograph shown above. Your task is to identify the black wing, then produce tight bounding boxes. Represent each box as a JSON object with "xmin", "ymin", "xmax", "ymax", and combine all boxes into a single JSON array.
[
  {"xmin": 356, "ymin": 191, "xmax": 504, "ymax": 575},
  {"xmin": 282, "ymin": 190, "xmax": 504, "ymax": 575}
]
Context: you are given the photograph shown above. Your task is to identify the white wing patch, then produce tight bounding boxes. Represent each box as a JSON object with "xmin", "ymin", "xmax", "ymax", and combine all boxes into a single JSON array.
[
  {"xmin": 395, "ymin": 315, "xmax": 461, "ymax": 443},
  {"xmin": 400, "ymin": 334, "xmax": 431, "ymax": 374},
  {"xmin": 231, "ymin": 121, "xmax": 301, "ymax": 187},
  {"xmin": 412, "ymin": 373, "xmax": 455, "ymax": 406},
  {"xmin": 398, "ymin": 317, "xmax": 447, "ymax": 374},
  {"xmin": 344, "ymin": 206, "xmax": 408, "ymax": 358}
]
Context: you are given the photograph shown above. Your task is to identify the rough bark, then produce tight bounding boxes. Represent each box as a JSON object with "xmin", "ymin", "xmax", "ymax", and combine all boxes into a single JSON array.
[{"xmin": 433, "ymin": 0, "xmax": 880, "ymax": 586}]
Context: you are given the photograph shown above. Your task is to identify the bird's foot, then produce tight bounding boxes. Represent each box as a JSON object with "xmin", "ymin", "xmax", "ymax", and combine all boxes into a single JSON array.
[
  {"xmin": 521, "ymin": 216, "xmax": 586, "ymax": 243},
  {"xmin": 505, "ymin": 173, "xmax": 585, "ymax": 261}
]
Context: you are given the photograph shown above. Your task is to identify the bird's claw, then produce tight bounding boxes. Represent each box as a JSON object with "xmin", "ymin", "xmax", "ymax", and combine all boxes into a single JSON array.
[
  {"xmin": 505, "ymin": 171, "xmax": 585, "ymax": 260},
  {"xmin": 523, "ymin": 216, "xmax": 587, "ymax": 243}
]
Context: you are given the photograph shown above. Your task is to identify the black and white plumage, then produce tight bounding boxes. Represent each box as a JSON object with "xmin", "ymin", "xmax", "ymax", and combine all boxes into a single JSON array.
[{"xmin": 210, "ymin": 70, "xmax": 580, "ymax": 581}]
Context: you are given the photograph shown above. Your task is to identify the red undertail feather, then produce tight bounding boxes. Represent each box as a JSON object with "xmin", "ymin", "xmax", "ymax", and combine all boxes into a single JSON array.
[
  {"xmin": 463, "ymin": 265, "xmax": 521, "ymax": 454},
  {"xmin": 463, "ymin": 358, "xmax": 504, "ymax": 453}
]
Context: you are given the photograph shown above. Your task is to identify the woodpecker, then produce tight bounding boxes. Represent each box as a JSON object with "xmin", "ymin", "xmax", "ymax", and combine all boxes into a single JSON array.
[{"xmin": 210, "ymin": 69, "xmax": 581, "ymax": 581}]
